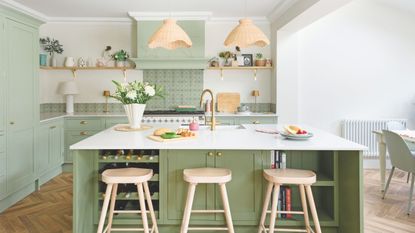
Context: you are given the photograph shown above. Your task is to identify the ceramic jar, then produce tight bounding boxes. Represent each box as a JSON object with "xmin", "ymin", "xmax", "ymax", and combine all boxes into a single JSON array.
[{"xmin": 64, "ymin": 57, "xmax": 75, "ymax": 67}]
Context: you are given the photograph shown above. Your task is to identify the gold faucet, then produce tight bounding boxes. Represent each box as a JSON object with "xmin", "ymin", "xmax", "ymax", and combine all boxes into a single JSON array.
[{"xmin": 200, "ymin": 89, "xmax": 216, "ymax": 131}]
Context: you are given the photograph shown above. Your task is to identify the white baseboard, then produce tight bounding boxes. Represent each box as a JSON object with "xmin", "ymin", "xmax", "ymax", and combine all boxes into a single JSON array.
[{"xmin": 363, "ymin": 158, "xmax": 392, "ymax": 169}]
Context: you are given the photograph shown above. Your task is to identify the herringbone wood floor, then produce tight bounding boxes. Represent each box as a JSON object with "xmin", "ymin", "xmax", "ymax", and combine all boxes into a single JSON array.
[{"xmin": 0, "ymin": 171, "xmax": 414, "ymax": 233}]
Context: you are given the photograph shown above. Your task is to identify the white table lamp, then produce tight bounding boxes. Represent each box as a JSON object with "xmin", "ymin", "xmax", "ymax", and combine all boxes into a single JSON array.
[{"xmin": 58, "ymin": 81, "xmax": 79, "ymax": 113}]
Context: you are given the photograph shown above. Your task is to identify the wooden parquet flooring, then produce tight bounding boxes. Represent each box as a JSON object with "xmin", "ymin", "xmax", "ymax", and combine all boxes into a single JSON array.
[
  {"xmin": 0, "ymin": 173, "xmax": 72, "ymax": 233},
  {"xmin": 0, "ymin": 170, "xmax": 414, "ymax": 233}
]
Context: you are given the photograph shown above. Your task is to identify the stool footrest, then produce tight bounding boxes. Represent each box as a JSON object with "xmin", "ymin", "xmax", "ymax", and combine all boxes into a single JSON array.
[
  {"xmin": 266, "ymin": 210, "xmax": 305, "ymax": 215},
  {"xmin": 262, "ymin": 227, "xmax": 308, "ymax": 232},
  {"xmin": 188, "ymin": 227, "xmax": 228, "ymax": 231},
  {"xmin": 113, "ymin": 210, "xmax": 151, "ymax": 214},
  {"xmin": 191, "ymin": 210, "xmax": 225, "ymax": 213}
]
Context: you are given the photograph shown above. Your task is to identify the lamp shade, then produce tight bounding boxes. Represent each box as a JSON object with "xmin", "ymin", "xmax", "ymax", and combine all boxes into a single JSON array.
[
  {"xmin": 148, "ymin": 19, "xmax": 192, "ymax": 50},
  {"xmin": 224, "ymin": 18, "xmax": 270, "ymax": 48},
  {"xmin": 58, "ymin": 80, "xmax": 79, "ymax": 95},
  {"xmin": 252, "ymin": 90, "xmax": 260, "ymax": 97}
]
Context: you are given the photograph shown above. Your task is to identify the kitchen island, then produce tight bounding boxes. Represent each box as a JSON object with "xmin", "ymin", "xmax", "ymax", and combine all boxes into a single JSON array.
[{"xmin": 70, "ymin": 124, "xmax": 366, "ymax": 233}]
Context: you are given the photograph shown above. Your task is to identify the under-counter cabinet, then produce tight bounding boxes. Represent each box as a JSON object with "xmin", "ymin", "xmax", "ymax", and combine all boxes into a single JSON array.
[{"xmin": 38, "ymin": 119, "xmax": 64, "ymax": 185}]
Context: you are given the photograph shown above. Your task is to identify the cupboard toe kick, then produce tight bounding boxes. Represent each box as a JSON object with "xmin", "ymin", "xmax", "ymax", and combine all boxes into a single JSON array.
[{"xmin": 73, "ymin": 149, "xmax": 363, "ymax": 233}]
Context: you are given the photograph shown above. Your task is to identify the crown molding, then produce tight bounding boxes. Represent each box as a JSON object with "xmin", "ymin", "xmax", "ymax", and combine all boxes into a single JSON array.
[
  {"xmin": 208, "ymin": 16, "xmax": 269, "ymax": 24},
  {"xmin": 267, "ymin": 0, "xmax": 299, "ymax": 23},
  {"xmin": 128, "ymin": 11, "xmax": 213, "ymax": 21},
  {"xmin": 47, "ymin": 17, "xmax": 132, "ymax": 24},
  {"xmin": 0, "ymin": 0, "xmax": 48, "ymax": 21}
]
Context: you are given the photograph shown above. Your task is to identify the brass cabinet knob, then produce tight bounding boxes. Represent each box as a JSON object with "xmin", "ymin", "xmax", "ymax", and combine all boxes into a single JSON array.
[
  {"xmin": 253, "ymin": 121, "xmax": 260, "ymax": 124},
  {"xmin": 9, "ymin": 121, "xmax": 15, "ymax": 125},
  {"xmin": 50, "ymin": 126, "xmax": 56, "ymax": 129},
  {"xmin": 80, "ymin": 121, "xmax": 88, "ymax": 125},
  {"xmin": 80, "ymin": 131, "xmax": 88, "ymax": 136},
  {"xmin": 216, "ymin": 152, "xmax": 223, "ymax": 157},
  {"xmin": 208, "ymin": 152, "xmax": 214, "ymax": 157}
]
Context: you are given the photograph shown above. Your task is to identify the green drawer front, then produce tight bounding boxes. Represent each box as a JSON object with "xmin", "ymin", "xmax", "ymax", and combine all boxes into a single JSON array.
[
  {"xmin": 0, "ymin": 132, "xmax": 4, "ymax": 153},
  {"xmin": 66, "ymin": 130, "xmax": 101, "ymax": 144},
  {"xmin": 65, "ymin": 118, "xmax": 103, "ymax": 130},
  {"xmin": 105, "ymin": 117, "xmax": 128, "ymax": 129}
]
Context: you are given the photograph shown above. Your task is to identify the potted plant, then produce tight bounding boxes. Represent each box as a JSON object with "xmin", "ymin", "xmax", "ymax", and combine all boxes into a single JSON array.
[
  {"xmin": 39, "ymin": 37, "xmax": 64, "ymax": 67},
  {"xmin": 111, "ymin": 80, "xmax": 163, "ymax": 129},
  {"xmin": 112, "ymin": 50, "xmax": 129, "ymax": 67},
  {"xmin": 255, "ymin": 53, "xmax": 266, "ymax": 66},
  {"xmin": 219, "ymin": 51, "xmax": 233, "ymax": 66}
]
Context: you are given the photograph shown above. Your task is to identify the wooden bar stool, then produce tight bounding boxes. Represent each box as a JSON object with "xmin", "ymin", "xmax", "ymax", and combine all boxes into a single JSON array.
[
  {"xmin": 180, "ymin": 168, "xmax": 235, "ymax": 233},
  {"xmin": 97, "ymin": 168, "xmax": 159, "ymax": 233},
  {"xmin": 258, "ymin": 169, "xmax": 322, "ymax": 233}
]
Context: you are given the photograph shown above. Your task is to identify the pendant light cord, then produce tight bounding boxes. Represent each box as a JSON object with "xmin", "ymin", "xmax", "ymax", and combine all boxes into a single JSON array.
[{"xmin": 244, "ymin": 0, "xmax": 247, "ymax": 18}]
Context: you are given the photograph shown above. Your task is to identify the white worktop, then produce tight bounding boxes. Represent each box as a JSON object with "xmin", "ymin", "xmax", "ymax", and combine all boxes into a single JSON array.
[{"xmin": 70, "ymin": 124, "xmax": 366, "ymax": 151}]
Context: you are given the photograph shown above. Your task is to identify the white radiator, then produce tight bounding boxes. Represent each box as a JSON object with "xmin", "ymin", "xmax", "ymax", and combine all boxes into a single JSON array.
[{"xmin": 341, "ymin": 119, "xmax": 407, "ymax": 158}]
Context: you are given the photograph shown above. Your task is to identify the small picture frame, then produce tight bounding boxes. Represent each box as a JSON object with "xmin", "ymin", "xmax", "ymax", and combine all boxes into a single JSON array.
[{"xmin": 241, "ymin": 54, "xmax": 253, "ymax": 66}]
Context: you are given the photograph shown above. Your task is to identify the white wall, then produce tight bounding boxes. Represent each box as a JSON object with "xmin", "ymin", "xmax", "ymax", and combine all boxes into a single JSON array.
[
  {"xmin": 279, "ymin": 0, "xmax": 415, "ymax": 134},
  {"xmin": 40, "ymin": 21, "xmax": 272, "ymax": 104}
]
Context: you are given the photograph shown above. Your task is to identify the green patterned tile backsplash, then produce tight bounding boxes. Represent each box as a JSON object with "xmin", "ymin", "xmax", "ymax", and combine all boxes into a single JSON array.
[{"xmin": 143, "ymin": 69, "xmax": 204, "ymax": 110}]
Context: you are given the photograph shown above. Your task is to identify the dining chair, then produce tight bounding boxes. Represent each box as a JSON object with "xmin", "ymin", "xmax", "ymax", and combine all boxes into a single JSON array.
[
  {"xmin": 386, "ymin": 121, "xmax": 411, "ymax": 183},
  {"xmin": 382, "ymin": 130, "xmax": 415, "ymax": 215}
]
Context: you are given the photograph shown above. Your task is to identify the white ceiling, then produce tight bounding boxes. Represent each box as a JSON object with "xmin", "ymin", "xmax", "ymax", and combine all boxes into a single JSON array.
[{"xmin": 11, "ymin": 0, "xmax": 286, "ymax": 19}]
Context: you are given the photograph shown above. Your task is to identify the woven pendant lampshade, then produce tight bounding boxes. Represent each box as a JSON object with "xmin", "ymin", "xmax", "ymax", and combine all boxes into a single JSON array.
[
  {"xmin": 148, "ymin": 19, "xmax": 192, "ymax": 50},
  {"xmin": 224, "ymin": 18, "xmax": 270, "ymax": 48}
]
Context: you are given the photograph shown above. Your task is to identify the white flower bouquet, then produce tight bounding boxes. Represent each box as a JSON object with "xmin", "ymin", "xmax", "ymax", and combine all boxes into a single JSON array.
[{"xmin": 111, "ymin": 80, "xmax": 163, "ymax": 104}]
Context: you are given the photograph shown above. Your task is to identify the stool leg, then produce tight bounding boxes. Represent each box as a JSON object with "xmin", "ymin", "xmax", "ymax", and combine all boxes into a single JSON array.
[
  {"xmin": 180, "ymin": 183, "xmax": 196, "ymax": 233},
  {"xmin": 97, "ymin": 184, "xmax": 113, "ymax": 233},
  {"xmin": 107, "ymin": 184, "xmax": 118, "ymax": 233},
  {"xmin": 305, "ymin": 185, "xmax": 322, "ymax": 233},
  {"xmin": 269, "ymin": 184, "xmax": 280, "ymax": 233},
  {"xmin": 219, "ymin": 183, "xmax": 235, "ymax": 233},
  {"xmin": 299, "ymin": 185, "xmax": 311, "ymax": 233},
  {"xmin": 143, "ymin": 181, "xmax": 159, "ymax": 233},
  {"xmin": 137, "ymin": 183, "xmax": 150, "ymax": 233},
  {"xmin": 258, "ymin": 182, "xmax": 274, "ymax": 233}
]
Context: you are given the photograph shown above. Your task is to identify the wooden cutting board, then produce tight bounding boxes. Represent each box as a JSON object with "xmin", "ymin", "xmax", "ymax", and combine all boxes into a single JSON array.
[
  {"xmin": 147, "ymin": 135, "xmax": 197, "ymax": 142},
  {"xmin": 217, "ymin": 93, "xmax": 240, "ymax": 113}
]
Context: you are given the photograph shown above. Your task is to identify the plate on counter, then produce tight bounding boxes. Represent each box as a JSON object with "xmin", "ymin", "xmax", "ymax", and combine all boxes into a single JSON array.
[{"xmin": 280, "ymin": 131, "xmax": 314, "ymax": 140}]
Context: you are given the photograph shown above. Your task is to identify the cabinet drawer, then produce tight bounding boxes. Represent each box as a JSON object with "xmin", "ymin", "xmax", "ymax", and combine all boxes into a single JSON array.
[
  {"xmin": 0, "ymin": 132, "xmax": 5, "ymax": 153},
  {"xmin": 66, "ymin": 130, "xmax": 100, "ymax": 145},
  {"xmin": 65, "ymin": 118, "xmax": 103, "ymax": 130},
  {"xmin": 0, "ymin": 153, "xmax": 5, "ymax": 177}
]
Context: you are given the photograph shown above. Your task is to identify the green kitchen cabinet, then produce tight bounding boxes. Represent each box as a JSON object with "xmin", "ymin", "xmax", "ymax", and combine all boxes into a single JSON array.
[
  {"xmin": 163, "ymin": 150, "xmax": 269, "ymax": 225},
  {"xmin": 5, "ymin": 18, "xmax": 38, "ymax": 194},
  {"xmin": 105, "ymin": 117, "xmax": 128, "ymax": 128},
  {"xmin": 38, "ymin": 119, "xmax": 64, "ymax": 180},
  {"xmin": 64, "ymin": 130, "xmax": 101, "ymax": 163}
]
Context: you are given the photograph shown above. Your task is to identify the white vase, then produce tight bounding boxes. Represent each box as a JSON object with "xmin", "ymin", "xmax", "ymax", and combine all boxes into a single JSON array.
[
  {"xmin": 115, "ymin": 60, "xmax": 125, "ymax": 67},
  {"xmin": 65, "ymin": 57, "xmax": 75, "ymax": 67},
  {"xmin": 124, "ymin": 104, "xmax": 145, "ymax": 129},
  {"xmin": 50, "ymin": 54, "xmax": 57, "ymax": 67}
]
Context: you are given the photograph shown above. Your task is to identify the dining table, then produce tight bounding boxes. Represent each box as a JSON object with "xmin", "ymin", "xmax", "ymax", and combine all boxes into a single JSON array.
[{"xmin": 373, "ymin": 129, "xmax": 415, "ymax": 191}]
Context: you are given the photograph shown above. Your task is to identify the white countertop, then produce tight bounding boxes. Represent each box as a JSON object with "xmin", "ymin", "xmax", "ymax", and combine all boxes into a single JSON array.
[{"xmin": 70, "ymin": 124, "xmax": 366, "ymax": 151}]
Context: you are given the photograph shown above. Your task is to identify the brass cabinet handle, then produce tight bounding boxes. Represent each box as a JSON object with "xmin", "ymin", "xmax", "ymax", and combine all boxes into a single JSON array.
[
  {"xmin": 208, "ymin": 152, "xmax": 214, "ymax": 157},
  {"xmin": 80, "ymin": 131, "xmax": 88, "ymax": 136},
  {"xmin": 50, "ymin": 126, "xmax": 56, "ymax": 129},
  {"xmin": 9, "ymin": 121, "xmax": 15, "ymax": 125},
  {"xmin": 253, "ymin": 121, "xmax": 260, "ymax": 124},
  {"xmin": 80, "ymin": 121, "xmax": 88, "ymax": 125},
  {"xmin": 216, "ymin": 152, "xmax": 223, "ymax": 157}
]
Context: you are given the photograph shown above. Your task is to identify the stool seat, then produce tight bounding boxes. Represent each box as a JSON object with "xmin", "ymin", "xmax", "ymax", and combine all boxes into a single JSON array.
[
  {"xmin": 184, "ymin": 167, "xmax": 232, "ymax": 184},
  {"xmin": 263, "ymin": 168, "xmax": 316, "ymax": 185},
  {"xmin": 102, "ymin": 168, "xmax": 153, "ymax": 184}
]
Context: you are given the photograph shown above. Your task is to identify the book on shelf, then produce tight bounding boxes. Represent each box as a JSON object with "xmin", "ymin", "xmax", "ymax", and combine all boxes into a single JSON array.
[{"xmin": 271, "ymin": 151, "xmax": 287, "ymax": 169}]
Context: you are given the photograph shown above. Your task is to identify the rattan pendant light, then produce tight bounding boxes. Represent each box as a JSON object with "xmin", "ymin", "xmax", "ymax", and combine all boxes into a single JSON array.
[
  {"xmin": 148, "ymin": 18, "xmax": 192, "ymax": 50},
  {"xmin": 224, "ymin": 18, "xmax": 270, "ymax": 48},
  {"xmin": 224, "ymin": 0, "xmax": 270, "ymax": 48}
]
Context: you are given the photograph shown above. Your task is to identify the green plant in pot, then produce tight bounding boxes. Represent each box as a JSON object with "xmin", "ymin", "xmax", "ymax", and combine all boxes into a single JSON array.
[
  {"xmin": 39, "ymin": 37, "xmax": 64, "ymax": 67},
  {"xmin": 112, "ymin": 49, "xmax": 130, "ymax": 67},
  {"xmin": 219, "ymin": 51, "xmax": 233, "ymax": 67},
  {"xmin": 111, "ymin": 80, "xmax": 163, "ymax": 129},
  {"xmin": 255, "ymin": 53, "xmax": 266, "ymax": 66}
]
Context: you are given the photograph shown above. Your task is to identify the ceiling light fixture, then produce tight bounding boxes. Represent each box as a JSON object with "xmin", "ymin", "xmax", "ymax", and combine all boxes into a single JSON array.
[
  {"xmin": 224, "ymin": 0, "xmax": 270, "ymax": 48},
  {"xmin": 148, "ymin": 18, "xmax": 192, "ymax": 50}
]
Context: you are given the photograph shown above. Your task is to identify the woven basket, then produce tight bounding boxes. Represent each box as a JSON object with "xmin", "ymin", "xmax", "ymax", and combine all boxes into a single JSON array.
[
  {"xmin": 148, "ymin": 19, "xmax": 193, "ymax": 50},
  {"xmin": 224, "ymin": 18, "xmax": 270, "ymax": 48}
]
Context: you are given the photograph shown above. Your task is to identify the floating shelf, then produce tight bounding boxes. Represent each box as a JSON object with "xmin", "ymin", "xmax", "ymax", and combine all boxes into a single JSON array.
[
  {"xmin": 207, "ymin": 66, "xmax": 272, "ymax": 70},
  {"xmin": 40, "ymin": 66, "xmax": 135, "ymax": 78}
]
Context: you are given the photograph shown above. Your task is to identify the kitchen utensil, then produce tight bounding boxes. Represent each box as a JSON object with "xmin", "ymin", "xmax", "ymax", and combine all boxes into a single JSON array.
[
  {"xmin": 189, "ymin": 118, "xmax": 199, "ymax": 131},
  {"xmin": 217, "ymin": 92, "xmax": 240, "ymax": 113}
]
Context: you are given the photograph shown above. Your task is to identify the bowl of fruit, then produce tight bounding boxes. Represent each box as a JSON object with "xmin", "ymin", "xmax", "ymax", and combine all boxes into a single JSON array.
[{"xmin": 280, "ymin": 125, "xmax": 313, "ymax": 140}]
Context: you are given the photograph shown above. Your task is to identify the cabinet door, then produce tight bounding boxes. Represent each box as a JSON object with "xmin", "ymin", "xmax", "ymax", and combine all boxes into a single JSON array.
[
  {"xmin": 37, "ymin": 124, "xmax": 50, "ymax": 175},
  {"xmin": 0, "ymin": 16, "xmax": 5, "ymax": 133},
  {"xmin": 165, "ymin": 150, "xmax": 215, "ymax": 221},
  {"xmin": 0, "ymin": 153, "xmax": 5, "ymax": 199},
  {"xmin": 64, "ymin": 130, "xmax": 100, "ymax": 163},
  {"xmin": 214, "ymin": 150, "xmax": 266, "ymax": 222},
  {"xmin": 105, "ymin": 117, "xmax": 128, "ymax": 128},
  {"xmin": 6, "ymin": 19, "xmax": 37, "ymax": 193},
  {"xmin": 49, "ymin": 124, "xmax": 63, "ymax": 167}
]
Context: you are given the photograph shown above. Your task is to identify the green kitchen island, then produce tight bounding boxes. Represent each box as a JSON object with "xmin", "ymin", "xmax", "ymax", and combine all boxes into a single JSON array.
[{"xmin": 70, "ymin": 124, "xmax": 366, "ymax": 233}]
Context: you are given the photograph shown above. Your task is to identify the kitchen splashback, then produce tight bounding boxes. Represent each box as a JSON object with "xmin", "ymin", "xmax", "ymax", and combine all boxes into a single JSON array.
[{"xmin": 143, "ymin": 69, "xmax": 204, "ymax": 110}]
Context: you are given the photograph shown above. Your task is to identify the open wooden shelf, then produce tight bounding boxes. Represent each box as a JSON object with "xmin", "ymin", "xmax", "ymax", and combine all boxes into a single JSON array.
[
  {"xmin": 40, "ymin": 66, "xmax": 134, "ymax": 78},
  {"xmin": 207, "ymin": 66, "xmax": 272, "ymax": 70}
]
